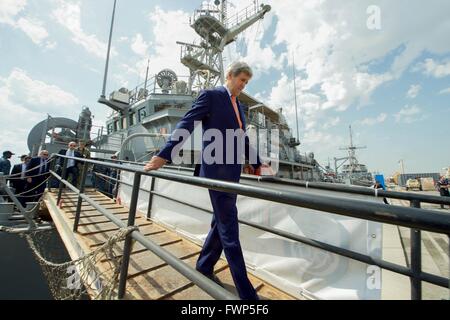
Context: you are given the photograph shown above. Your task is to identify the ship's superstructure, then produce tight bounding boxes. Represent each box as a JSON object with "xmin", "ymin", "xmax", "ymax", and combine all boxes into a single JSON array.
[{"xmin": 94, "ymin": 0, "xmax": 323, "ymax": 181}]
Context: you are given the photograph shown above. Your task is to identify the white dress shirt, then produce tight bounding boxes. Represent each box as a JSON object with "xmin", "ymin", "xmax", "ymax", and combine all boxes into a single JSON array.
[
  {"xmin": 21, "ymin": 163, "xmax": 27, "ymax": 179},
  {"xmin": 66, "ymin": 149, "xmax": 75, "ymax": 168}
]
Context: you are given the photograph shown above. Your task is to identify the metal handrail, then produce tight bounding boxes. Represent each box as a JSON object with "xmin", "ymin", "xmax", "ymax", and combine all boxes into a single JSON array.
[
  {"xmin": 243, "ymin": 176, "xmax": 450, "ymax": 205},
  {"xmin": 51, "ymin": 169, "xmax": 236, "ymax": 300},
  {"xmin": 52, "ymin": 154, "xmax": 450, "ymax": 300},
  {"xmin": 93, "ymin": 171, "xmax": 449, "ymax": 289}
]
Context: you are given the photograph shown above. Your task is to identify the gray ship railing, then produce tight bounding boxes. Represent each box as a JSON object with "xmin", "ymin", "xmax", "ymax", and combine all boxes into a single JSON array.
[{"xmin": 51, "ymin": 154, "xmax": 450, "ymax": 300}]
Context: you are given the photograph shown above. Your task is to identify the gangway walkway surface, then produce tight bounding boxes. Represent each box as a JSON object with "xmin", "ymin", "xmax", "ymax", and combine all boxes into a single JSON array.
[{"xmin": 43, "ymin": 188, "xmax": 297, "ymax": 300}]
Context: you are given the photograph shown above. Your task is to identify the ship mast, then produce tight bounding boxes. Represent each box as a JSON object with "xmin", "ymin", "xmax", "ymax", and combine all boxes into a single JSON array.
[
  {"xmin": 339, "ymin": 125, "xmax": 367, "ymax": 173},
  {"xmin": 178, "ymin": 0, "xmax": 271, "ymax": 93},
  {"xmin": 292, "ymin": 53, "xmax": 300, "ymax": 145}
]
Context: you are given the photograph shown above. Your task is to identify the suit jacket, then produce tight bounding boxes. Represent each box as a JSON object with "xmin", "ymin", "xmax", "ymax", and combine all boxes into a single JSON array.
[
  {"xmin": 26, "ymin": 157, "xmax": 50, "ymax": 178},
  {"xmin": 158, "ymin": 86, "xmax": 261, "ymax": 182},
  {"xmin": 0, "ymin": 157, "xmax": 11, "ymax": 175},
  {"xmin": 57, "ymin": 149, "xmax": 82, "ymax": 167},
  {"xmin": 10, "ymin": 163, "xmax": 27, "ymax": 190}
]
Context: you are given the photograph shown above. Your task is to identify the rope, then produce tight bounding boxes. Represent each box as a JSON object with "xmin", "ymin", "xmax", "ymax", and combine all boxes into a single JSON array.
[
  {"xmin": 93, "ymin": 172, "xmax": 116, "ymax": 186},
  {"xmin": 13, "ymin": 176, "xmax": 52, "ymax": 196},
  {"xmin": 7, "ymin": 171, "xmax": 53, "ymax": 180},
  {"xmin": 25, "ymin": 226, "xmax": 138, "ymax": 300}
]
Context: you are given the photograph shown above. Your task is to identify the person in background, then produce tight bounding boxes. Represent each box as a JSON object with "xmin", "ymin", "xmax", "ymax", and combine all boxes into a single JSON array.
[
  {"xmin": 77, "ymin": 141, "xmax": 91, "ymax": 159},
  {"xmin": 373, "ymin": 180, "xmax": 389, "ymax": 205},
  {"xmin": 10, "ymin": 155, "xmax": 31, "ymax": 206},
  {"xmin": 0, "ymin": 150, "xmax": 14, "ymax": 176},
  {"xmin": 436, "ymin": 176, "xmax": 450, "ymax": 209},
  {"xmin": 106, "ymin": 155, "xmax": 119, "ymax": 196},
  {"xmin": 26, "ymin": 150, "xmax": 50, "ymax": 202},
  {"xmin": 58, "ymin": 142, "xmax": 82, "ymax": 187}
]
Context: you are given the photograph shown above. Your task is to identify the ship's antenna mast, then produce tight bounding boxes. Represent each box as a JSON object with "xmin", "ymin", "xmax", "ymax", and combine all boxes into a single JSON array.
[
  {"xmin": 144, "ymin": 58, "xmax": 150, "ymax": 91},
  {"xmin": 339, "ymin": 125, "xmax": 366, "ymax": 173},
  {"xmin": 101, "ymin": 0, "xmax": 117, "ymax": 98},
  {"xmin": 292, "ymin": 53, "xmax": 300, "ymax": 144}
]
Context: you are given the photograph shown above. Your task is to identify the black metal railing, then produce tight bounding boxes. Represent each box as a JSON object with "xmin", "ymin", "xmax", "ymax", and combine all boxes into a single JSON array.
[{"xmin": 50, "ymin": 154, "xmax": 450, "ymax": 300}]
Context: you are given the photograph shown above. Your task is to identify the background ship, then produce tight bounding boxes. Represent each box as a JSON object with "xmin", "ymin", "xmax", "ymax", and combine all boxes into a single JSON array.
[{"xmin": 333, "ymin": 126, "xmax": 374, "ymax": 187}]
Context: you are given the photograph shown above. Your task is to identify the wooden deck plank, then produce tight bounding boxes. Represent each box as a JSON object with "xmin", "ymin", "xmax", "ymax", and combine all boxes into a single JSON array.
[
  {"xmin": 86, "ymin": 223, "xmax": 164, "ymax": 247},
  {"xmin": 125, "ymin": 257, "xmax": 228, "ymax": 300},
  {"xmin": 44, "ymin": 189, "xmax": 298, "ymax": 300}
]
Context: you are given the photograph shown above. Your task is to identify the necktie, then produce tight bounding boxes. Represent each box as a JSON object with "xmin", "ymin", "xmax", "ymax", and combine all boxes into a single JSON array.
[
  {"xmin": 39, "ymin": 158, "xmax": 43, "ymax": 174},
  {"xmin": 230, "ymin": 95, "xmax": 243, "ymax": 129}
]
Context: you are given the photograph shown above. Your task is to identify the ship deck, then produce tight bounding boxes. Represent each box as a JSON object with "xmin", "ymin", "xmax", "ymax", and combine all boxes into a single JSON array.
[{"xmin": 43, "ymin": 188, "xmax": 298, "ymax": 300}]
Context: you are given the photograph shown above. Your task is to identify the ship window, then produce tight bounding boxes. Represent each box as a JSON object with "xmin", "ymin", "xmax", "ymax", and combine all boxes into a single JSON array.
[
  {"xmin": 107, "ymin": 123, "xmax": 114, "ymax": 134},
  {"xmin": 257, "ymin": 113, "xmax": 266, "ymax": 127},
  {"xmin": 129, "ymin": 113, "xmax": 135, "ymax": 126},
  {"xmin": 138, "ymin": 108, "xmax": 147, "ymax": 122},
  {"xmin": 113, "ymin": 120, "xmax": 119, "ymax": 131}
]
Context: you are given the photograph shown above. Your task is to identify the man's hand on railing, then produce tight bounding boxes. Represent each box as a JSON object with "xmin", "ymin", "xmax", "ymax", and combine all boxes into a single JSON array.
[
  {"xmin": 256, "ymin": 163, "xmax": 275, "ymax": 176},
  {"xmin": 144, "ymin": 156, "xmax": 167, "ymax": 172},
  {"xmin": 244, "ymin": 163, "xmax": 275, "ymax": 176}
]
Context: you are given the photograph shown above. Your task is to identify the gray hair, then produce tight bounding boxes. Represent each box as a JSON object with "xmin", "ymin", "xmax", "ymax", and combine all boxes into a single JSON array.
[{"xmin": 226, "ymin": 61, "xmax": 253, "ymax": 78}]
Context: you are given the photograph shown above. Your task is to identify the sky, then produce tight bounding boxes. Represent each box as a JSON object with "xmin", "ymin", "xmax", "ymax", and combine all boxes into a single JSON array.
[{"xmin": 0, "ymin": 0, "xmax": 449, "ymax": 176}]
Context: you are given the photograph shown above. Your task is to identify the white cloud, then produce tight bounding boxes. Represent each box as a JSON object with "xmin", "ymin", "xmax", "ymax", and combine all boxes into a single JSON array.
[
  {"xmin": 0, "ymin": 0, "xmax": 26, "ymax": 25},
  {"xmin": 116, "ymin": 6, "xmax": 196, "ymax": 87},
  {"xmin": 16, "ymin": 17, "xmax": 49, "ymax": 45},
  {"xmin": 416, "ymin": 58, "xmax": 450, "ymax": 78},
  {"xmin": 52, "ymin": 0, "xmax": 112, "ymax": 58},
  {"xmin": 406, "ymin": 84, "xmax": 421, "ymax": 99},
  {"xmin": 394, "ymin": 105, "xmax": 423, "ymax": 123},
  {"xmin": 439, "ymin": 87, "xmax": 450, "ymax": 95},
  {"xmin": 322, "ymin": 117, "xmax": 341, "ymax": 129},
  {"xmin": 0, "ymin": 68, "xmax": 79, "ymax": 158},
  {"xmin": 145, "ymin": 7, "xmax": 197, "ymax": 77},
  {"xmin": 357, "ymin": 113, "xmax": 387, "ymax": 126},
  {"xmin": 1, "ymin": 68, "xmax": 79, "ymax": 112},
  {"xmin": 0, "ymin": 0, "xmax": 54, "ymax": 48},
  {"xmin": 264, "ymin": 0, "xmax": 450, "ymax": 116},
  {"xmin": 230, "ymin": 13, "xmax": 284, "ymax": 78},
  {"xmin": 131, "ymin": 33, "xmax": 150, "ymax": 57}
]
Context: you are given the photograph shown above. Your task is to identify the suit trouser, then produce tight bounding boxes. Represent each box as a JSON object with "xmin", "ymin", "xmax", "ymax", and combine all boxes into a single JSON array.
[
  {"xmin": 30, "ymin": 177, "xmax": 48, "ymax": 202},
  {"xmin": 64, "ymin": 166, "xmax": 79, "ymax": 187},
  {"xmin": 196, "ymin": 190, "xmax": 257, "ymax": 300},
  {"xmin": 14, "ymin": 182, "xmax": 27, "ymax": 207}
]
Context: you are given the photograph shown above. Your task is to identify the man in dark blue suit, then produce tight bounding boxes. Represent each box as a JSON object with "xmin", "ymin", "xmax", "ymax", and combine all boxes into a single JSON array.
[
  {"xmin": 26, "ymin": 150, "xmax": 50, "ymax": 202},
  {"xmin": 144, "ymin": 62, "xmax": 272, "ymax": 300},
  {"xmin": 10, "ymin": 155, "xmax": 31, "ymax": 206}
]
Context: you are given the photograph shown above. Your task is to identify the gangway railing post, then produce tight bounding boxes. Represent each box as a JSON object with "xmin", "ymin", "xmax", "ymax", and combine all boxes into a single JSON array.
[
  {"xmin": 146, "ymin": 177, "xmax": 156, "ymax": 219},
  {"xmin": 73, "ymin": 162, "xmax": 89, "ymax": 232},
  {"xmin": 410, "ymin": 199, "xmax": 422, "ymax": 300},
  {"xmin": 57, "ymin": 158, "xmax": 68, "ymax": 205},
  {"xmin": 114, "ymin": 164, "xmax": 121, "ymax": 200},
  {"xmin": 118, "ymin": 172, "xmax": 142, "ymax": 299}
]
